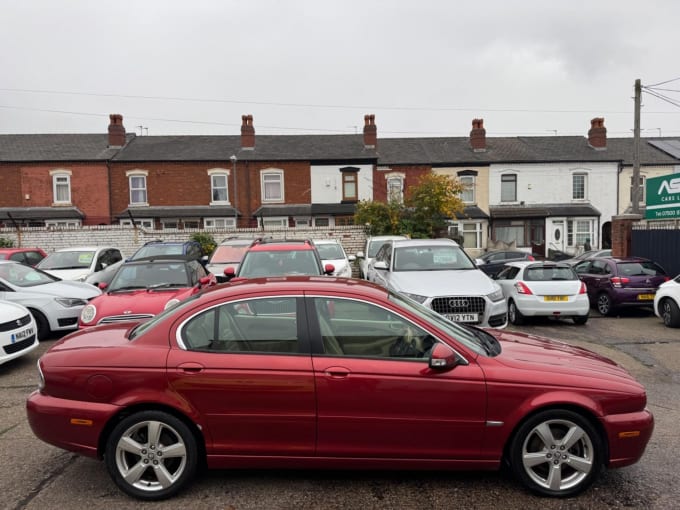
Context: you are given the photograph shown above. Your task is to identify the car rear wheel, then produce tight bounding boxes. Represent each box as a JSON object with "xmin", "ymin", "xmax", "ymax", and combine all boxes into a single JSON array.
[
  {"xmin": 572, "ymin": 315, "xmax": 588, "ymax": 325},
  {"xmin": 509, "ymin": 409, "xmax": 603, "ymax": 497},
  {"xmin": 596, "ymin": 293, "xmax": 614, "ymax": 316},
  {"xmin": 660, "ymin": 298, "xmax": 680, "ymax": 328},
  {"xmin": 508, "ymin": 300, "xmax": 525, "ymax": 325},
  {"xmin": 105, "ymin": 411, "xmax": 198, "ymax": 500}
]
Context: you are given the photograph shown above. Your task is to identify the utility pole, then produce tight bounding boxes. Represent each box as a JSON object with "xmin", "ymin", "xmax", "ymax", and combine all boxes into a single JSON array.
[{"xmin": 632, "ymin": 79, "xmax": 641, "ymax": 215}]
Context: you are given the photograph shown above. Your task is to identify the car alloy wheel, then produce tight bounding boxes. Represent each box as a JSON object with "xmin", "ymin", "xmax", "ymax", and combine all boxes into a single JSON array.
[
  {"xmin": 508, "ymin": 300, "xmax": 525, "ymax": 325},
  {"xmin": 105, "ymin": 411, "xmax": 198, "ymax": 500},
  {"xmin": 660, "ymin": 298, "xmax": 680, "ymax": 328},
  {"xmin": 596, "ymin": 293, "xmax": 613, "ymax": 316},
  {"xmin": 510, "ymin": 410, "xmax": 602, "ymax": 497}
]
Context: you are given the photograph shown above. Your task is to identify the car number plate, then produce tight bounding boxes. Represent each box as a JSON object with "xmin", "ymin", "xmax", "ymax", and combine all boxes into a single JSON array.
[
  {"xmin": 544, "ymin": 296, "xmax": 568, "ymax": 302},
  {"xmin": 13, "ymin": 327, "xmax": 34, "ymax": 341},
  {"xmin": 637, "ymin": 294, "xmax": 654, "ymax": 301},
  {"xmin": 445, "ymin": 313, "xmax": 479, "ymax": 322}
]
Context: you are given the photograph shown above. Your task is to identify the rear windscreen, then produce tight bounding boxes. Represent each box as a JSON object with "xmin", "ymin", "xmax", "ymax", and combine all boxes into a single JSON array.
[
  {"xmin": 525, "ymin": 266, "xmax": 577, "ymax": 281},
  {"xmin": 617, "ymin": 262, "xmax": 665, "ymax": 277}
]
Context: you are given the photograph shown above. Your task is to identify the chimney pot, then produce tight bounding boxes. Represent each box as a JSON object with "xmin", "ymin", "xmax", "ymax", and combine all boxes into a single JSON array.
[
  {"xmin": 470, "ymin": 118, "xmax": 486, "ymax": 151},
  {"xmin": 241, "ymin": 114, "xmax": 255, "ymax": 149},
  {"xmin": 363, "ymin": 114, "xmax": 377, "ymax": 148},
  {"xmin": 107, "ymin": 114, "xmax": 126, "ymax": 147},
  {"xmin": 588, "ymin": 117, "xmax": 607, "ymax": 149}
]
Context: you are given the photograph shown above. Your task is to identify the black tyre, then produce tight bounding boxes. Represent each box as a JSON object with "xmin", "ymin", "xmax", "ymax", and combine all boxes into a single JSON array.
[
  {"xmin": 508, "ymin": 300, "xmax": 525, "ymax": 325},
  {"xmin": 509, "ymin": 409, "xmax": 603, "ymax": 497},
  {"xmin": 596, "ymin": 293, "xmax": 614, "ymax": 316},
  {"xmin": 28, "ymin": 309, "xmax": 50, "ymax": 341},
  {"xmin": 105, "ymin": 411, "xmax": 198, "ymax": 500},
  {"xmin": 660, "ymin": 298, "xmax": 680, "ymax": 328},
  {"xmin": 572, "ymin": 315, "xmax": 588, "ymax": 325}
]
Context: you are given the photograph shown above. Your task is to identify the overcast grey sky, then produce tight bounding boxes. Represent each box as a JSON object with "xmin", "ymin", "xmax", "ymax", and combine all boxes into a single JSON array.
[{"xmin": 2, "ymin": 0, "xmax": 679, "ymax": 138}]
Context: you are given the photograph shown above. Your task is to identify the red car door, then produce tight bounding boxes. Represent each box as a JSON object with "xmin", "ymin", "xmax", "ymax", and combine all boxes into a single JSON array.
[
  {"xmin": 166, "ymin": 296, "xmax": 316, "ymax": 457},
  {"xmin": 309, "ymin": 296, "xmax": 487, "ymax": 460}
]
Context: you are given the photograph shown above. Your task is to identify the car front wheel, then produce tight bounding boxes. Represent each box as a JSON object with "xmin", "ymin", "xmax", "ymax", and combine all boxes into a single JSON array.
[
  {"xmin": 105, "ymin": 411, "xmax": 198, "ymax": 500},
  {"xmin": 509, "ymin": 409, "xmax": 603, "ymax": 497},
  {"xmin": 660, "ymin": 298, "xmax": 680, "ymax": 328},
  {"xmin": 596, "ymin": 293, "xmax": 614, "ymax": 316}
]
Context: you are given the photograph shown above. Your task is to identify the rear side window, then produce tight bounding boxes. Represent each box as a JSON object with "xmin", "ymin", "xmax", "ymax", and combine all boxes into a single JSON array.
[{"xmin": 525, "ymin": 266, "xmax": 577, "ymax": 281}]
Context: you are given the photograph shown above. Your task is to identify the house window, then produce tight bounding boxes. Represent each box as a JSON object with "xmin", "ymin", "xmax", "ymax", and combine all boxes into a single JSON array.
[
  {"xmin": 342, "ymin": 171, "xmax": 358, "ymax": 202},
  {"xmin": 211, "ymin": 173, "xmax": 229, "ymax": 204},
  {"xmin": 161, "ymin": 219, "xmax": 179, "ymax": 230},
  {"xmin": 261, "ymin": 170, "xmax": 284, "ymax": 202},
  {"xmin": 128, "ymin": 174, "xmax": 148, "ymax": 205},
  {"xmin": 572, "ymin": 173, "xmax": 587, "ymax": 200},
  {"xmin": 460, "ymin": 175, "xmax": 475, "ymax": 203},
  {"xmin": 120, "ymin": 218, "xmax": 154, "ymax": 229},
  {"xmin": 501, "ymin": 174, "xmax": 517, "ymax": 202},
  {"xmin": 448, "ymin": 222, "xmax": 482, "ymax": 249},
  {"xmin": 314, "ymin": 217, "xmax": 330, "ymax": 227},
  {"xmin": 52, "ymin": 173, "xmax": 71, "ymax": 204},
  {"xmin": 335, "ymin": 216, "xmax": 354, "ymax": 226},
  {"xmin": 387, "ymin": 175, "xmax": 404, "ymax": 203},
  {"xmin": 630, "ymin": 175, "xmax": 646, "ymax": 204},
  {"xmin": 205, "ymin": 217, "xmax": 236, "ymax": 229},
  {"xmin": 45, "ymin": 219, "xmax": 80, "ymax": 228},
  {"xmin": 183, "ymin": 220, "xmax": 200, "ymax": 229},
  {"xmin": 567, "ymin": 219, "xmax": 594, "ymax": 247},
  {"xmin": 259, "ymin": 216, "xmax": 288, "ymax": 229}
]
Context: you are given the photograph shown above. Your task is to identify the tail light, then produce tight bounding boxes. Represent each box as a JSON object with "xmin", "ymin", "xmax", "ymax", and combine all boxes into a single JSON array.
[
  {"xmin": 515, "ymin": 281, "xmax": 533, "ymax": 295},
  {"xmin": 579, "ymin": 281, "xmax": 587, "ymax": 294},
  {"xmin": 611, "ymin": 276, "xmax": 630, "ymax": 288}
]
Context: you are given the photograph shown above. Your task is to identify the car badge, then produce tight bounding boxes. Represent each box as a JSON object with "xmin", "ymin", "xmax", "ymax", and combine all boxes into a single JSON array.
[
  {"xmin": 448, "ymin": 298, "xmax": 469, "ymax": 308},
  {"xmin": 16, "ymin": 319, "xmax": 22, "ymax": 326}
]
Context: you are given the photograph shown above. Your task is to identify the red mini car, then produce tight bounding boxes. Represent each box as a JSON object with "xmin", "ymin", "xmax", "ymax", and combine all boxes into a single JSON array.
[{"xmin": 27, "ymin": 277, "xmax": 653, "ymax": 500}]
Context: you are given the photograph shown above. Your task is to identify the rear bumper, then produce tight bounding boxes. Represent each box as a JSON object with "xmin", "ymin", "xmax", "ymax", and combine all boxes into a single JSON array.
[
  {"xmin": 603, "ymin": 408, "xmax": 654, "ymax": 468},
  {"xmin": 514, "ymin": 294, "xmax": 590, "ymax": 317}
]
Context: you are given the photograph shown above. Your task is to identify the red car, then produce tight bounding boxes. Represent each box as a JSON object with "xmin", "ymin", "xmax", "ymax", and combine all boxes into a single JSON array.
[
  {"xmin": 0, "ymin": 247, "xmax": 47, "ymax": 266},
  {"xmin": 27, "ymin": 277, "xmax": 653, "ymax": 500},
  {"xmin": 78, "ymin": 257, "xmax": 216, "ymax": 327}
]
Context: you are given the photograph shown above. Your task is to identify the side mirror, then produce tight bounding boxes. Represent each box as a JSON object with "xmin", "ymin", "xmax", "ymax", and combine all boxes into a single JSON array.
[
  {"xmin": 98, "ymin": 282, "xmax": 108, "ymax": 290},
  {"xmin": 428, "ymin": 343, "xmax": 464, "ymax": 370},
  {"xmin": 374, "ymin": 261, "xmax": 388, "ymax": 271},
  {"xmin": 223, "ymin": 267, "xmax": 236, "ymax": 281},
  {"xmin": 347, "ymin": 254, "xmax": 356, "ymax": 262},
  {"xmin": 324, "ymin": 263, "xmax": 335, "ymax": 275}
]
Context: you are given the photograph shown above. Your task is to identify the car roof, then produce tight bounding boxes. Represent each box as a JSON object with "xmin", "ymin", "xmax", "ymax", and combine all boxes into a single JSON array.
[
  {"xmin": 125, "ymin": 255, "xmax": 195, "ymax": 264},
  {"xmin": 392, "ymin": 238, "xmax": 459, "ymax": 247},
  {"xmin": 248, "ymin": 239, "xmax": 315, "ymax": 251},
  {"xmin": 0, "ymin": 247, "xmax": 44, "ymax": 252},
  {"xmin": 52, "ymin": 246, "xmax": 116, "ymax": 252},
  {"xmin": 312, "ymin": 239, "xmax": 341, "ymax": 245},
  {"xmin": 506, "ymin": 260, "xmax": 572, "ymax": 269},
  {"xmin": 368, "ymin": 235, "xmax": 407, "ymax": 240}
]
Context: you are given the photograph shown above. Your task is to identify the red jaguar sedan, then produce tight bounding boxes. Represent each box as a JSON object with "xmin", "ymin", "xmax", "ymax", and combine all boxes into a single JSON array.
[{"xmin": 26, "ymin": 277, "xmax": 653, "ymax": 500}]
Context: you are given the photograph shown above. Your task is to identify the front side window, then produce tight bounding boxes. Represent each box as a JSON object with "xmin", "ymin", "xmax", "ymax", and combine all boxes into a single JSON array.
[
  {"xmin": 261, "ymin": 170, "xmax": 283, "ymax": 202},
  {"xmin": 180, "ymin": 297, "xmax": 301, "ymax": 354},
  {"xmin": 52, "ymin": 174, "xmax": 71, "ymax": 204},
  {"xmin": 460, "ymin": 175, "xmax": 475, "ymax": 203},
  {"xmin": 501, "ymin": 174, "xmax": 517, "ymax": 202},
  {"xmin": 129, "ymin": 175, "xmax": 148, "ymax": 205},
  {"xmin": 572, "ymin": 173, "xmax": 587, "ymax": 200},
  {"xmin": 211, "ymin": 173, "xmax": 229, "ymax": 203}
]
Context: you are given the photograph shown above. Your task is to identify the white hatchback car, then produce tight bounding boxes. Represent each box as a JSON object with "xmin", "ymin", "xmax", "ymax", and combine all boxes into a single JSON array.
[
  {"xmin": 37, "ymin": 246, "xmax": 123, "ymax": 282},
  {"xmin": 495, "ymin": 261, "xmax": 590, "ymax": 325},
  {"xmin": 313, "ymin": 239, "xmax": 356, "ymax": 278},
  {"xmin": 366, "ymin": 238, "xmax": 507, "ymax": 328},
  {"xmin": 356, "ymin": 235, "xmax": 408, "ymax": 279},
  {"xmin": 654, "ymin": 274, "xmax": 680, "ymax": 328},
  {"xmin": 0, "ymin": 300, "xmax": 38, "ymax": 365}
]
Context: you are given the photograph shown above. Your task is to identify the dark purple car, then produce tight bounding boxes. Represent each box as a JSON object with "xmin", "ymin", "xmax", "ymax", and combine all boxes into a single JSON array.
[{"xmin": 574, "ymin": 257, "xmax": 669, "ymax": 316}]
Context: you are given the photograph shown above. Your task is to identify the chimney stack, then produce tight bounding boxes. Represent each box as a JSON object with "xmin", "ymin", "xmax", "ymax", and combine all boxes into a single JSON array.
[
  {"xmin": 108, "ymin": 114, "xmax": 126, "ymax": 147},
  {"xmin": 470, "ymin": 118, "xmax": 486, "ymax": 151},
  {"xmin": 363, "ymin": 114, "xmax": 377, "ymax": 148},
  {"xmin": 588, "ymin": 117, "xmax": 607, "ymax": 149},
  {"xmin": 241, "ymin": 114, "xmax": 255, "ymax": 149}
]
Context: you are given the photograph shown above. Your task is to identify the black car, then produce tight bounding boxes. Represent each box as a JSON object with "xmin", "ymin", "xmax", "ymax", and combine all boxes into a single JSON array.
[{"xmin": 475, "ymin": 250, "xmax": 535, "ymax": 278}]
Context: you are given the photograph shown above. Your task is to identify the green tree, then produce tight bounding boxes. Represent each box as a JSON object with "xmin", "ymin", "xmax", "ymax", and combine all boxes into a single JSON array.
[
  {"xmin": 353, "ymin": 199, "xmax": 404, "ymax": 236},
  {"xmin": 0, "ymin": 237, "xmax": 14, "ymax": 248},
  {"xmin": 405, "ymin": 173, "xmax": 465, "ymax": 238},
  {"xmin": 191, "ymin": 232, "xmax": 217, "ymax": 256}
]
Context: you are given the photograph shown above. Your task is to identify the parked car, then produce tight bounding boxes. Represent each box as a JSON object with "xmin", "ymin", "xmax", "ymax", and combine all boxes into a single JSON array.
[
  {"xmin": 0, "ymin": 300, "xmax": 38, "ymax": 365},
  {"xmin": 206, "ymin": 237, "xmax": 262, "ymax": 282},
  {"xmin": 225, "ymin": 239, "xmax": 334, "ymax": 280},
  {"xmin": 27, "ymin": 277, "xmax": 653, "ymax": 500},
  {"xmin": 653, "ymin": 273, "xmax": 680, "ymax": 328},
  {"xmin": 0, "ymin": 261, "xmax": 101, "ymax": 339},
  {"xmin": 79, "ymin": 256, "xmax": 216, "ymax": 328},
  {"xmin": 495, "ymin": 261, "xmax": 590, "ymax": 325},
  {"xmin": 312, "ymin": 239, "xmax": 356, "ymax": 278},
  {"xmin": 37, "ymin": 246, "xmax": 123, "ymax": 282},
  {"xmin": 356, "ymin": 235, "xmax": 408, "ymax": 279},
  {"xmin": 561, "ymin": 249, "xmax": 613, "ymax": 266},
  {"xmin": 0, "ymin": 247, "xmax": 47, "ymax": 266},
  {"xmin": 475, "ymin": 250, "xmax": 535, "ymax": 278},
  {"xmin": 574, "ymin": 257, "xmax": 669, "ymax": 316},
  {"xmin": 129, "ymin": 240, "xmax": 206, "ymax": 264},
  {"xmin": 366, "ymin": 238, "xmax": 507, "ymax": 328}
]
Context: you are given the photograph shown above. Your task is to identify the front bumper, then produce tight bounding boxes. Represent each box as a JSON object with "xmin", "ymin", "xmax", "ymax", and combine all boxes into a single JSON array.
[{"xmin": 603, "ymin": 408, "xmax": 654, "ymax": 468}]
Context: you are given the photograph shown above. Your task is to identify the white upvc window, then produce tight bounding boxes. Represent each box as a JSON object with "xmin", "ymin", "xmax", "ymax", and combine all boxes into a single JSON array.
[
  {"xmin": 120, "ymin": 218, "xmax": 154, "ymax": 228},
  {"xmin": 459, "ymin": 175, "xmax": 475, "ymax": 203},
  {"xmin": 630, "ymin": 175, "xmax": 646, "ymax": 204},
  {"xmin": 45, "ymin": 219, "xmax": 81, "ymax": 228},
  {"xmin": 258, "ymin": 216, "xmax": 288, "ymax": 229},
  {"xmin": 448, "ymin": 221, "xmax": 482, "ymax": 249},
  {"xmin": 314, "ymin": 217, "xmax": 331, "ymax": 227},
  {"xmin": 501, "ymin": 174, "xmax": 517, "ymax": 202},
  {"xmin": 294, "ymin": 217, "xmax": 311, "ymax": 227},
  {"xmin": 385, "ymin": 173, "xmax": 405, "ymax": 203},
  {"xmin": 208, "ymin": 169, "xmax": 230, "ymax": 204},
  {"xmin": 567, "ymin": 219, "xmax": 594, "ymax": 247},
  {"xmin": 261, "ymin": 169, "xmax": 284, "ymax": 202},
  {"xmin": 205, "ymin": 217, "xmax": 236, "ymax": 229},
  {"xmin": 50, "ymin": 170, "xmax": 72, "ymax": 204},
  {"xmin": 161, "ymin": 219, "xmax": 179, "ymax": 230},
  {"xmin": 126, "ymin": 170, "xmax": 149, "ymax": 206},
  {"xmin": 572, "ymin": 173, "xmax": 587, "ymax": 200}
]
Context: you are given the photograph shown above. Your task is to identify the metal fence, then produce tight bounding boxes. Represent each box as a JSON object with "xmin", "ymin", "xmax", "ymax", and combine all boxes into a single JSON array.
[{"xmin": 632, "ymin": 223, "xmax": 680, "ymax": 277}]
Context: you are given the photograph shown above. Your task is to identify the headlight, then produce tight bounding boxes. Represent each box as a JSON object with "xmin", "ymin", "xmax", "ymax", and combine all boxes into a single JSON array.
[
  {"xmin": 55, "ymin": 297, "xmax": 88, "ymax": 307},
  {"xmin": 402, "ymin": 292, "xmax": 428, "ymax": 304},
  {"xmin": 80, "ymin": 304, "xmax": 97, "ymax": 324},
  {"xmin": 164, "ymin": 298, "xmax": 181, "ymax": 310},
  {"xmin": 487, "ymin": 287, "xmax": 505, "ymax": 302}
]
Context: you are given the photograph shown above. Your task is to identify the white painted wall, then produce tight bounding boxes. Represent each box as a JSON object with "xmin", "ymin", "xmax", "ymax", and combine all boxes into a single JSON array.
[{"xmin": 310, "ymin": 164, "xmax": 373, "ymax": 203}]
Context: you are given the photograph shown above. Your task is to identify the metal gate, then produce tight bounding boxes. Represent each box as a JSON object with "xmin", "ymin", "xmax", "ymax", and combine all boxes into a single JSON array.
[{"xmin": 631, "ymin": 224, "xmax": 680, "ymax": 277}]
